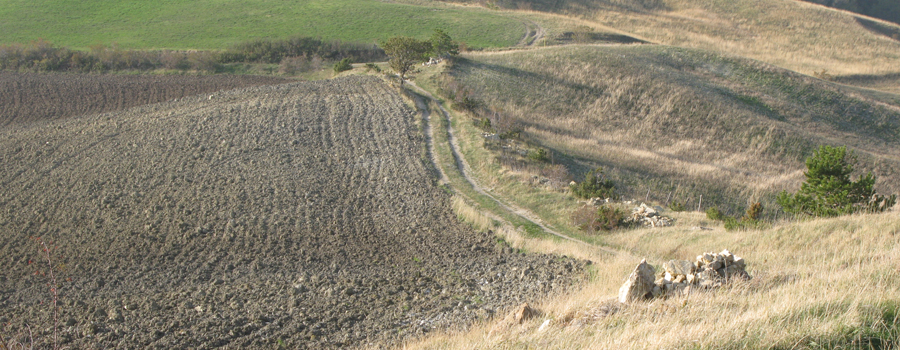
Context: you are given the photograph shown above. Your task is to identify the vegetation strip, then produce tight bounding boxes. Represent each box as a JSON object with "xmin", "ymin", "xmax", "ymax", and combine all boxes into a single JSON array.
[{"xmin": 406, "ymin": 79, "xmax": 620, "ymax": 256}]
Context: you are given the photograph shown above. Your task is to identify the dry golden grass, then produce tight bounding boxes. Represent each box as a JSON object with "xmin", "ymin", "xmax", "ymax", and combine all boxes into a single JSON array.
[
  {"xmin": 443, "ymin": 0, "xmax": 900, "ymax": 79},
  {"xmin": 445, "ymin": 45, "xmax": 900, "ymax": 212},
  {"xmin": 599, "ymin": 0, "xmax": 900, "ymax": 77},
  {"xmin": 404, "ymin": 211, "xmax": 900, "ymax": 349}
]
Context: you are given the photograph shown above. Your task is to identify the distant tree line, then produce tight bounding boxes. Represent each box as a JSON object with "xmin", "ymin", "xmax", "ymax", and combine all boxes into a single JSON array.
[
  {"xmin": 218, "ymin": 37, "xmax": 385, "ymax": 64},
  {"xmin": 0, "ymin": 37, "xmax": 386, "ymax": 73}
]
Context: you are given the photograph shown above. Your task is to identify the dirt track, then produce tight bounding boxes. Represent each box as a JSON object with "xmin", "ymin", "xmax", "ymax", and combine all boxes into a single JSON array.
[
  {"xmin": 0, "ymin": 72, "xmax": 291, "ymax": 127},
  {"xmin": 0, "ymin": 75, "xmax": 584, "ymax": 349}
]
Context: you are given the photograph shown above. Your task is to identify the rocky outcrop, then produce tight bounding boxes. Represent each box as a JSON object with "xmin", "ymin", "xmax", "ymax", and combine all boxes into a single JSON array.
[
  {"xmin": 620, "ymin": 250, "xmax": 751, "ymax": 303},
  {"xmin": 628, "ymin": 203, "xmax": 673, "ymax": 228}
]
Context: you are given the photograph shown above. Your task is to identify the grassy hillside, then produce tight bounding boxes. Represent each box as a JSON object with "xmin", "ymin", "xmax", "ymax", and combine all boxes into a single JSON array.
[
  {"xmin": 406, "ymin": 211, "xmax": 900, "ymax": 349},
  {"xmin": 0, "ymin": 0, "xmax": 525, "ymax": 50},
  {"xmin": 441, "ymin": 45, "xmax": 900, "ymax": 213},
  {"xmin": 439, "ymin": 0, "xmax": 900, "ymax": 78}
]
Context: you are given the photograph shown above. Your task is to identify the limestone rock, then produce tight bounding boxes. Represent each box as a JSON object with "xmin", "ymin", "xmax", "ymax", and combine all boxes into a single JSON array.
[
  {"xmin": 514, "ymin": 303, "xmax": 535, "ymax": 323},
  {"xmin": 664, "ymin": 260, "xmax": 695, "ymax": 277},
  {"xmin": 619, "ymin": 250, "xmax": 750, "ymax": 301},
  {"xmin": 618, "ymin": 259, "xmax": 655, "ymax": 303}
]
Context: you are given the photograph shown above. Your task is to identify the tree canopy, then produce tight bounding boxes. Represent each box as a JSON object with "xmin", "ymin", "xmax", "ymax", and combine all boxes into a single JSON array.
[
  {"xmin": 777, "ymin": 145, "xmax": 895, "ymax": 217},
  {"xmin": 379, "ymin": 36, "xmax": 431, "ymax": 82},
  {"xmin": 430, "ymin": 29, "xmax": 459, "ymax": 57}
]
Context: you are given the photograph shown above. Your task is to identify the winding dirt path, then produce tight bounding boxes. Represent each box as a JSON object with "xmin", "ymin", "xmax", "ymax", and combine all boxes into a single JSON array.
[
  {"xmin": 516, "ymin": 20, "xmax": 546, "ymax": 46},
  {"xmin": 413, "ymin": 94, "xmax": 450, "ymax": 185},
  {"xmin": 406, "ymin": 81, "xmax": 617, "ymax": 255}
]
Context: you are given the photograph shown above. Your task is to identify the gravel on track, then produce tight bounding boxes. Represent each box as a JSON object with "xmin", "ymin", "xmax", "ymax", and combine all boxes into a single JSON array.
[{"xmin": 0, "ymin": 75, "xmax": 584, "ymax": 349}]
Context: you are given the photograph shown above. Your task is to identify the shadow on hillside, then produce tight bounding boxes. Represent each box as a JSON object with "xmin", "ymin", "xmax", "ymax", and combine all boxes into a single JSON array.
[
  {"xmin": 833, "ymin": 71, "xmax": 900, "ymax": 86},
  {"xmin": 855, "ymin": 17, "xmax": 900, "ymax": 41},
  {"xmin": 553, "ymin": 32, "xmax": 649, "ymax": 45}
]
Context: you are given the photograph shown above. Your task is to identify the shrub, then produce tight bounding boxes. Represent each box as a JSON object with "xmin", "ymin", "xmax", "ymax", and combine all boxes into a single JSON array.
[
  {"xmin": 475, "ymin": 117, "xmax": 492, "ymax": 131},
  {"xmin": 777, "ymin": 145, "xmax": 896, "ymax": 217},
  {"xmin": 669, "ymin": 200, "xmax": 686, "ymax": 212},
  {"xmin": 571, "ymin": 205, "xmax": 629, "ymax": 233},
  {"xmin": 455, "ymin": 95, "xmax": 482, "ymax": 112},
  {"xmin": 279, "ymin": 54, "xmax": 323, "ymax": 75},
  {"xmin": 706, "ymin": 207, "xmax": 726, "ymax": 221},
  {"xmin": 708, "ymin": 203, "xmax": 766, "ymax": 231},
  {"xmin": 364, "ymin": 62, "xmax": 381, "ymax": 72},
  {"xmin": 333, "ymin": 58, "xmax": 353, "ymax": 73},
  {"xmin": 527, "ymin": 148, "xmax": 549, "ymax": 162},
  {"xmin": 430, "ymin": 29, "xmax": 459, "ymax": 57},
  {"xmin": 220, "ymin": 36, "xmax": 385, "ymax": 64},
  {"xmin": 743, "ymin": 202, "xmax": 763, "ymax": 221},
  {"xmin": 570, "ymin": 167, "xmax": 616, "ymax": 200}
]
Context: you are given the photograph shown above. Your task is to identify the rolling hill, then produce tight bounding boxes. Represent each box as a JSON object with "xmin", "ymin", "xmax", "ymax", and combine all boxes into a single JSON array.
[
  {"xmin": 438, "ymin": 0, "xmax": 900, "ymax": 80},
  {"xmin": 439, "ymin": 45, "xmax": 900, "ymax": 213}
]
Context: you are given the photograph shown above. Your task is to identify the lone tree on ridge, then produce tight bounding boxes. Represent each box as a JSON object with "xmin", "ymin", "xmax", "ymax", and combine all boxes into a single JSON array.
[{"xmin": 379, "ymin": 36, "xmax": 432, "ymax": 84}]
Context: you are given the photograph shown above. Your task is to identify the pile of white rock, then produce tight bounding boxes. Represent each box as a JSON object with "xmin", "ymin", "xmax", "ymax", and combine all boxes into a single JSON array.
[
  {"xmin": 628, "ymin": 203, "xmax": 673, "ymax": 228},
  {"xmin": 619, "ymin": 249, "xmax": 750, "ymax": 303}
]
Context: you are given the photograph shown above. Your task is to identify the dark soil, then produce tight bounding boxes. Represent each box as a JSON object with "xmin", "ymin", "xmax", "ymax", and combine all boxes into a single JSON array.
[
  {"xmin": 0, "ymin": 75, "xmax": 585, "ymax": 349},
  {"xmin": 0, "ymin": 72, "xmax": 292, "ymax": 127}
]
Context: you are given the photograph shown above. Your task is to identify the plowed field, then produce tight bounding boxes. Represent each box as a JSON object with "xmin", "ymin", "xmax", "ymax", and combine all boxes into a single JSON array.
[
  {"xmin": 0, "ymin": 75, "xmax": 583, "ymax": 349},
  {"xmin": 0, "ymin": 72, "xmax": 291, "ymax": 127}
]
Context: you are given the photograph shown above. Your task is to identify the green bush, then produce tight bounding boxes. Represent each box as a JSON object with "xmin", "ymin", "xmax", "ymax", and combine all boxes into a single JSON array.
[
  {"xmin": 527, "ymin": 148, "xmax": 549, "ymax": 162},
  {"xmin": 430, "ymin": 29, "xmax": 459, "ymax": 57},
  {"xmin": 364, "ymin": 63, "xmax": 381, "ymax": 72},
  {"xmin": 475, "ymin": 118, "xmax": 492, "ymax": 131},
  {"xmin": 706, "ymin": 207, "xmax": 726, "ymax": 221},
  {"xmin": 777, "ymin": 145, "xmax": 896, "ymax": 217},
  {"xmin": 709, "ymin": 203, "xmax": 767, "ymax": 231},
  {"xmin": 333, "ymin": 58, "xmax": 353, "ymax": 73},
  {"xmin": 570, "ymin": 167, "xmax": 616, "ymax": 200},
  {"xmin": 669, "ymin": 201, "xmax": 686, "ymax": 212},
  {"xmin": 571, "ymin": 204, "xmax": 630, "ymax": 233}
]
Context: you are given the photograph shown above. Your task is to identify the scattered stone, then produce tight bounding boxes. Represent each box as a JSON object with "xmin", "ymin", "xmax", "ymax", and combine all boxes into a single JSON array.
[
  {"xmin": 108, "ymin": 309, "xmax": 124, "ymax": 323},
  {"xmin": 587, "ymin": 197, "xmax": 610, "ymax": 206},
  {"xmin": 514, "ymin": 303, "xmax": 535, "ymax": 323},
  {"xmin": 490, "ymin": 302, "xmax": 540, "ymax": 335},
  {"xmin": 537, "ymin": 319, "xmax": 551, "ymax": 332}
]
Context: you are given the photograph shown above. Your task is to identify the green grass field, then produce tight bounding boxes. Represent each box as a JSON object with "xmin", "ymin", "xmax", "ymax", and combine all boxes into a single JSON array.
[{"xmin": 0, "ymin": 0, "xmax": 525, "ymax": 50}]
